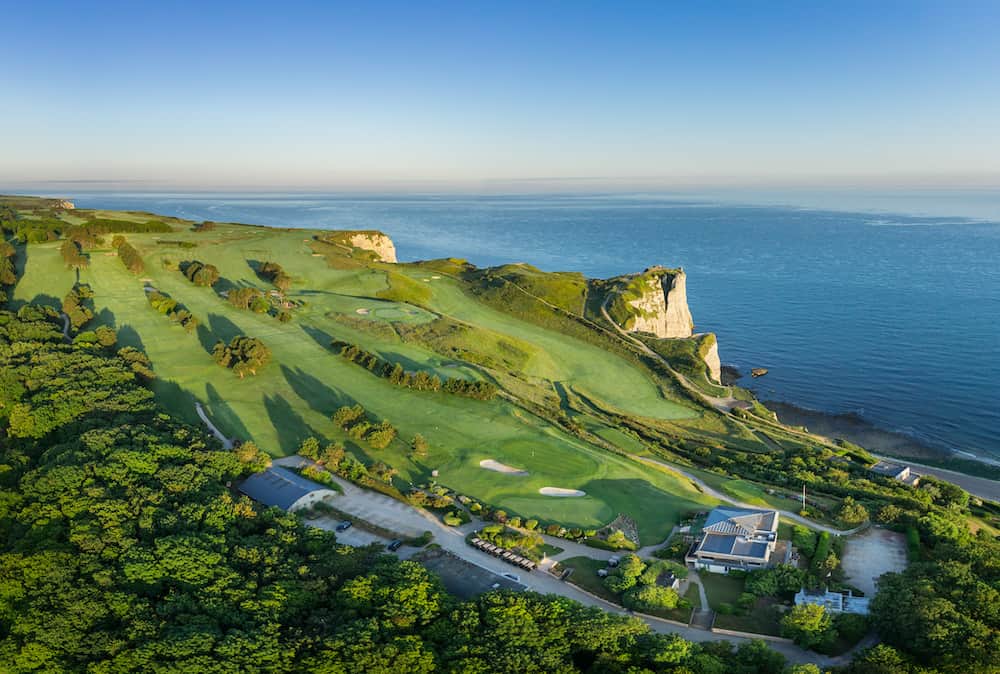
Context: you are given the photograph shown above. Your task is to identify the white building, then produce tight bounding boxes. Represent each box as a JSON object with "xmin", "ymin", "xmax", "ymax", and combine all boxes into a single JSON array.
[{"xmin": 794, "ymin": 588, "xmax": 870, "ymax": 615}]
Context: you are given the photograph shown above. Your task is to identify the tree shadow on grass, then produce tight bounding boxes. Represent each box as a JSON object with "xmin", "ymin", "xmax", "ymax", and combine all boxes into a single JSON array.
[
  {"xmin": 263, "ymin": 392, "xmax": 328, "ymax": 455},
  {"xmin": 153, "ymin": 378, "xmax": 199, "ymax": 426},
  {"xmin": 280, "ymin": 364, "xmax": 352, "ymax": 416},
  {"xmin": 204, "ymin": 382, "xmax": 251, "ymax": 444},
  {"xmin": 116, "ymin": 324, "xmax": 146, "ymax": 351},
  {"xmin": 300, "ymin": 324, "xmax": 334, "ymax": 351},
  {"xmin": 94, "ymin": 307, "xmax": 117, "ymax": 329},
  {"xmin": 196, "ymin": 313, "xmax": 248, "ymax": 356}
]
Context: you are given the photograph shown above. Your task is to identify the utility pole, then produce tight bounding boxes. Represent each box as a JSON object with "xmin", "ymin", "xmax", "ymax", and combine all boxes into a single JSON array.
[{"xmin": 801, "ymin": 484, "xmax": 806, "ymax": 512}]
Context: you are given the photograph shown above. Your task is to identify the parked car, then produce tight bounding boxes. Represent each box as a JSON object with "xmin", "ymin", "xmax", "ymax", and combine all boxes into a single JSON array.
[
  {"xmin": 387, "ymin": 539, "xmax": 403, "ymax": 551},
  {"xmin": 335, "ymin": 521, "xmax": 352, "ymax": 531},
  {"xmin": 501, "ymin": 572, "xmax": 520, "ymax": 582}
]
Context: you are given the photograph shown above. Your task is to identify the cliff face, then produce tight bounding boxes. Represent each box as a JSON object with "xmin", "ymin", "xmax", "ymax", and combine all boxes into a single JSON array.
[
  {"xmin": 615, "ymin": 267, "xmax": 694, "ymax": 339},
  {"xmin": 701, "ymin": 334, "xmax": 722, "ymax": 383},
  {"xmin": 342, "ymin": 232, "xmax": 397, "ymax": 262}
]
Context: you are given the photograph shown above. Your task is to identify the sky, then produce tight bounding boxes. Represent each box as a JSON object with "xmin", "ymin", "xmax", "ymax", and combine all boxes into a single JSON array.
[{"xmin": 2, "ymin": 1, "xmax": 1000, "ymax": 191}]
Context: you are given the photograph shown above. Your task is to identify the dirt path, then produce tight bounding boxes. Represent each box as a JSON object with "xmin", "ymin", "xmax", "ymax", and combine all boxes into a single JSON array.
[
  {"xmin": 195, "ymin": 402, "xmax": 234, "ymax": 449},
  {"xmin": 60, "ymin": 312, "xmax": 71, "ymax": 343},
  {"xmin": 598, "ymin": 295, "xmax": 742, "ymax": 412}
]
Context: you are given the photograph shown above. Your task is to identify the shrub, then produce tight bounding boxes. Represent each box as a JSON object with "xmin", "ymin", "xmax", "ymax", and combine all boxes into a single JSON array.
[{"xmin": 117, "ymin": 241, "xmax": 144, "ymax": 274}]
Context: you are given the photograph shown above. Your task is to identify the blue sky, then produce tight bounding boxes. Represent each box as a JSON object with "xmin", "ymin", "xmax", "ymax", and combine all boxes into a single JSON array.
[{"xmin": 2, "ymin": 1, "xmax": 999, "ymax": 190}]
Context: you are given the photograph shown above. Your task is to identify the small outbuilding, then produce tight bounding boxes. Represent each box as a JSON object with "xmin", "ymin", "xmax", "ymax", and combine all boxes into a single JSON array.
[
  {"xmin": 869, "ymin": 461, "xmax": 920, "ymax": 486},
  {"xmin": 238, "ymin": 466, "xmax": 337, "ymax": 512}
]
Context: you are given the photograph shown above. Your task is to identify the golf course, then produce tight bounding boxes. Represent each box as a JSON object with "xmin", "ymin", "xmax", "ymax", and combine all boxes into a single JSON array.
[{"xmin": 7, "ymin": 201, "xmax": 730, "ymax": 544}]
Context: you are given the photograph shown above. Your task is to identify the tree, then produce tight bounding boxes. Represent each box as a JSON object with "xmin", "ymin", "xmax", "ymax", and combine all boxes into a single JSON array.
[
  {"xmin": 781, "ymin": 603, "xmax": 835, "ymax": 649},
  {"xmin": 875, "ymin": 503, "xmax": 903, "ymax": 524},
  {"xmin": 410, "ymin": 433, "xmax": 429, "ymax": 459},
  {"xmin": 321, "ymin": 443, "xmax": 345, "ymax": 469},
  {"xmin": 213, "ymin": 336, "xmax": 271, "ymax": 376},
  {"xmin": 297, "ymin": 436, "xmax": 320, "ymax": 459},
  {"xmin": 837, "ymin": 496, "xmax": 869, "ymax": 526},
  {"xmin": 333, "ymin": 404, "xmax": 365, "ymax": 428}
]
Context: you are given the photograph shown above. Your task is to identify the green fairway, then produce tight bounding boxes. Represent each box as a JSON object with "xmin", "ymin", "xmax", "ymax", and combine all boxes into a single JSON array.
[
  {"xmin": 11, "ymin": 220, "xmax": 716, "ymax": 543},
  {"xmin": 397, "ymin": 269, "xmax": 699, "ymax": 421}
]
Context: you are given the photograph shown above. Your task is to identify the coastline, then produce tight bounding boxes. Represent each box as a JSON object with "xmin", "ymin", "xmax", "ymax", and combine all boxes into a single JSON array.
[{"xmin": 765, "ymin": 400, "xmax": 1000, "ymax": 501}]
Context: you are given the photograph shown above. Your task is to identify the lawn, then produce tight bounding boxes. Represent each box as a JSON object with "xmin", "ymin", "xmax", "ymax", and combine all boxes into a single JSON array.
[
  {"xmin": 557, "ymin": 556, "xmax": 618, "ymax": 602},
  {"xmin": 12, "ymin": 223, "xmax": 716, "ymax": 544},
  {"xmin": 713, "ymin": 598, "xmax": 783, "ymax": 636},
  {"xmin": 699, "ymin": 572, "xmax": 746, "ymax": 610}
]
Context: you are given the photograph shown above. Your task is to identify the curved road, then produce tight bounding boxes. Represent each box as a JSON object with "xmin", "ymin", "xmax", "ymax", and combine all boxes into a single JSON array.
[{"xmin": 272, "ymin": 457, "xmax": 848, "ymax": 668}]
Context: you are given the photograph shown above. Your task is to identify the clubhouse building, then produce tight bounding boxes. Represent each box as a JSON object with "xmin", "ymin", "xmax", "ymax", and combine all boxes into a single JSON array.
[{"xmin": 686, "ymin": 506, "xmax": 788, "ymax": 573}]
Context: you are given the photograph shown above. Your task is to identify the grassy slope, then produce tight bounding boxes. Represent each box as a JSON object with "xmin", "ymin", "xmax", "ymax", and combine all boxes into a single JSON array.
[
  {"xmin": 12, "ymin": 220, "xmax": 715, "ymax": 543},
  {"xmin": 397, "ymin": 267, "xmax": 698, "ymax": 422}
]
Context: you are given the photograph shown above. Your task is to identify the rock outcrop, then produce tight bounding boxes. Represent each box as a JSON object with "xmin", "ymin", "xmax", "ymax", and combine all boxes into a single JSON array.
[
  {"xmin": 701, "ymin": 334, "xmax": 721, "ymax": 383},
  {"xmin": 610, "ymin": 267, "xmax": 694, "ymax": 338},
  {"xmin": 57, "ymin": 200, "xmax": 75, "ymax": 210},
  {"xmin": 346, "ymin": 232, "xmax": 396, "ymax": 263}
]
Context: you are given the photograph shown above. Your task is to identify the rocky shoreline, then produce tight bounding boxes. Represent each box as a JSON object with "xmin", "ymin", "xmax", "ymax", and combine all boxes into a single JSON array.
[{"xmin": 764, "ymin": 400, "xmax": 1000, "ymax": 491}]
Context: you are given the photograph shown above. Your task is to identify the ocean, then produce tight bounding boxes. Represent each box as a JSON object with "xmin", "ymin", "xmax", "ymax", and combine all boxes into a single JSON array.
[{"xmin": 42, "ymin": 191, "xmax": 1000, "ymax": 462}]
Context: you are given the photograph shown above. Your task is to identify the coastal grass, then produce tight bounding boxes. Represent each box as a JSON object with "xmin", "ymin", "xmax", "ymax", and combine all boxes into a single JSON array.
[{"xmin": 11, "ymin": 224, "xmax": 713, "ymax": 543}]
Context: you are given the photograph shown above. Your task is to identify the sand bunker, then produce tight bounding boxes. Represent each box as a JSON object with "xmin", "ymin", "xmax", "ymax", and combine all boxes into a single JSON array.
[
  {"xmin": 355, "ymin": 308, "xmax": 371, "ymax": 315},
  {"xmin": 479, "ymin": 459, "xmax": 529, "ymax": 476},
  {"xmin": 431, "ymin": 275, "xmax": 441, "ymax": 279},
  {"xmin": 539, "ymin": 487, "xmax": 586, "ymax": 497}
]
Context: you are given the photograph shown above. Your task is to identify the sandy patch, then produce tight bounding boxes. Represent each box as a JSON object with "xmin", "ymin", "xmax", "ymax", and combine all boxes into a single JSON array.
[
  {"xmin": 431, "ymin": 275, "xmax": 441, "ymax": 279},
  {"xmin": 479, "ymin": 459, "xmax": 529, "ymax": 476},
  {"xmin": 539, "ymin": 487, "xmax": 586, "ymax": 497},
  {"xmin": 355, "ymin": 308, "xmax": 371, "ymax": 315}
]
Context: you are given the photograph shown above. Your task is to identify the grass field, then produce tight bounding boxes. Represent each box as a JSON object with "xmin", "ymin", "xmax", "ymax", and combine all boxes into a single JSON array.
[
  {"xmin": 11, "ymin": 221, "xmax": 716, "ymax": 543},
  {"xmin": 558, "ymin": 556, "xmax": 618, "ymax": 602},
  {"xmin": 700, "ymin": 572, "xmax": 746, "ymax": 610}
]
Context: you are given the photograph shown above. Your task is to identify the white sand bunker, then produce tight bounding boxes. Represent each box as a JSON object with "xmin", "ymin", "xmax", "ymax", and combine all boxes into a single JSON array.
[
  {"xmin": 479, "ymin": 459, "xmax": 529, "ymax": 476},
  {"xmin": 355, "ymin": 308, "xmax": 371, "ymax": 315},
  {"xmin": 539, "ymin": 487, "xmax": 586, "ymax": 497}
]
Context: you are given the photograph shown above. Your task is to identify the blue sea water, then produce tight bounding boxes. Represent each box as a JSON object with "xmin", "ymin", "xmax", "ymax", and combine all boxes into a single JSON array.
[{"xmin": 46, "ymin": 191, "xmax": 1000, "ymax": 461}]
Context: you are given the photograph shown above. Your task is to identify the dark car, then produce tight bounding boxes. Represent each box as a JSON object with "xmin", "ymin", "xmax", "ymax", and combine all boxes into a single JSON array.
[
  {"xmin": 335, "ymin": 520, "xmax": 352, "ymax": 531},
  {"xmin": 387, "ymin": 539, "xmax": 403, "ymax": 551}
]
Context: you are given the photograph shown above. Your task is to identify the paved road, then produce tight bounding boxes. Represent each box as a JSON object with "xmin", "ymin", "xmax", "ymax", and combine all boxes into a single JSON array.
[{"xmin": 274, "ymin": 456, "xmax": 848, "ymax": 667}]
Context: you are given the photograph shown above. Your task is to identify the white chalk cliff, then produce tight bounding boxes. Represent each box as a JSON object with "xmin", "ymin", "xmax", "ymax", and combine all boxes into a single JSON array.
[
  {"xmin": 347, "ymin": 232, "xmax": 397, "ymax": 263},
  {"xmin": 620, "ymin": 268, "xmax": 694, "ymax": 339},
  {"xmin": 701, "ymin": 334, "xmax": 722, "ymax": 383}
]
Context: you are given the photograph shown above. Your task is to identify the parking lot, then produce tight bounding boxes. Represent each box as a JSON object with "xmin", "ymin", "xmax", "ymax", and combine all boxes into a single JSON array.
[
  {"xmin": 840, "ymin": 527, "xmax": 908, "ymax": 596},
  {"xmin": 414, "ymin": 548, "xmax": 525, "ymax": 598}
]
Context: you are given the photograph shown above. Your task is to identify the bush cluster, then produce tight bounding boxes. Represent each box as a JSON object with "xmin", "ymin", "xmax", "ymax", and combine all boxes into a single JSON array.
[
  {"xmin": 212, "ymin": 335, "xmax": 271, "ymax": 377},
  {"xmin": 146, "ymin": 289, "xmax": 199, "ymax": 333},
  {"xmin": 180, "ymin": 260, "xmax": 221, "ymax": 287},
  {"xmin": 117, "ymin": 240, "xmax": 144, "ymax": 274},
  {"xmin": 333, "ymin": 340, "xmax": 498, "ymax": 400},
  {"xmin": 331, "ymin": 403, "xmax": 399, "ymax": 450}
]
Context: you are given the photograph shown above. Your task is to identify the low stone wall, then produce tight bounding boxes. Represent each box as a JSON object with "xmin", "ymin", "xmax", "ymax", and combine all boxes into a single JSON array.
[{"xmin": 710, "ymin": 627, "xmax": 794, "ymax": 643}]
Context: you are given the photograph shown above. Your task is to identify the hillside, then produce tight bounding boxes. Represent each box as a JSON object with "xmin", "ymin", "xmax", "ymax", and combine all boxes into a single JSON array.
[{"xmin": 0, "ymin": 195, "xmax": 990, "ymax": 546}]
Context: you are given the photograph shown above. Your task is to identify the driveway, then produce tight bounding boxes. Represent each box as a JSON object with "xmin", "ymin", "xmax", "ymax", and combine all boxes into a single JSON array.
[{"xmin": 840, "ymin": 527, "xmax": 908, "ymax": 596}]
